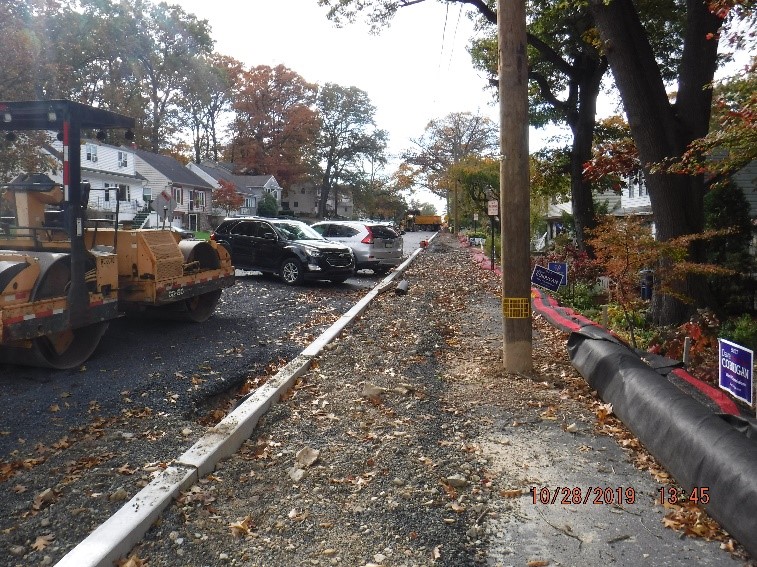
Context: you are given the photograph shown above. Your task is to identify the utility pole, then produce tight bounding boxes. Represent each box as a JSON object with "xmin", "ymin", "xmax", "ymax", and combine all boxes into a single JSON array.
[{"xmin": 498, "ymin": 0, "xmax": 533, "ymax": 372}]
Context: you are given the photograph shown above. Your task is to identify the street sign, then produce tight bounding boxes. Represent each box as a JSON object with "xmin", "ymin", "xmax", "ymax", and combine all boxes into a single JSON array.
[
  {"xmin": 530, "ymin": 265, "xmax": 563, "ymax": 292},
  {"xmin": 718, "ymin": 338, "xmax": 754, "ymax": 407},
  {"xmin": 487, "ymin": 200, "xmax": 499, "ymax": 216},
  {"xmin": 548, "ymin": 262, "xmax": 568, "ymax": 286},
  {"xmin": 473, "ymin": 213, "xmax": 479, "ymax": 221},
  {"xmin": 153, "ymin": 190, "xmax": 176, "ymax": 221}
]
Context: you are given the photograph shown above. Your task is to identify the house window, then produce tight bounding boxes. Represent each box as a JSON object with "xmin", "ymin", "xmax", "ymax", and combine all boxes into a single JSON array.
[
  {"xmin": 173, "ymin": 187, "xmax": 183, "ymax": 204},
  {"xmin": 301, "ymin": 188, "xmax": 306, "ymax": 194},
  {"xmin": 104, "ymin": 188, "xmax": 110, "ymax": 202},
  {"xmin": 117, "ymin": 151, "xmax": 128, "ymax": 168},
  {"xmin": 293, "ymin": 201, "xmax": 299, "ymax": 208},
  {"xmin": 86, "ymin": 144, "xmax": 98, "ymax": 163},
  {"xmin": 245, "ymin": 196, "xmax": 256, "ymax": 209},
  {"xmin": 189, "ymin": 190, "xmax": 205, "ymax": 210}
]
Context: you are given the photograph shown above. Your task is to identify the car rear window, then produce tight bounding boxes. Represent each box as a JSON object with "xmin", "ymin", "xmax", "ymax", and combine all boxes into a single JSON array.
[
  {"xmin": 214, "ymin": 220, "xmax": 241, "ymax": 234},
  {"xmin": 331, "ymin": 225, "xmax": 360, "ymax": 237},
  {"xmin": 369, "ymin": 225, "xmax": 399, "ymax": 239}
]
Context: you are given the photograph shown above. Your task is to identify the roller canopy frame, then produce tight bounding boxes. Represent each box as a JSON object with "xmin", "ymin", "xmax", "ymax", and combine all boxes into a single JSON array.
[
  {"xmin": 0, "ymin": 100, "xmax": 134, "ymax": 132},
  {"xmin": 0, "ymin": 99, "xmax": 136, "ymax": 321}
]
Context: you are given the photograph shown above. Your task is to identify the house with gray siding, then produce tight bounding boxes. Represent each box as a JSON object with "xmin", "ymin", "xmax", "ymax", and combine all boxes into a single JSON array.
[
  {"xmin": 187, "ymin": 161, "xmax": 282, "ymax": 220},
  {"xmin": 132, "ymin": 149, "xmax": 214, "ymax": 232}
]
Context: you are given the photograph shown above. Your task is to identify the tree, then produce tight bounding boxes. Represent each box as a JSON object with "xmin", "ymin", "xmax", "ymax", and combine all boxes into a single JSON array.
[
  {"xmin": 257, "ymin": 193, "xmax": 279, "ymax": 217},
  {"xmin": 318, "ymin": 0, "xmax": 613, "ymax": 250},
  {"xmin": 658, "ymin": 60, "xmax": 757, "ymax": 185},
  {"xmin": 122, "ymin": 1, "xmax": 215, "ymax": 152},
  {"xmin": 399, "ymin": 111, "xmax": 497, "ymax": 230},
  {"xmin": 212, "ymin": 179, "xmax": 244, "ymax": 216},
  {"xmin": 231, "ymin": 64, "xmax": 320, "ymax": 187},
  {"xmin": 177, "ymin": 54, "xmax": 243, "ymax": 164},
  {"xmin": 445, "ymin": 156, "xmax": 499, "ymax": 224},
  {"xmin": 401, "ymin": 112, "xmax": 499, "ymax": 197},
  {"xmin": 316, "ymin": 83, "xmax": 388, "ymax": 218},
  {"xmin": 584, "ymin": 0, "xmax": 752, "ymax": 324}
]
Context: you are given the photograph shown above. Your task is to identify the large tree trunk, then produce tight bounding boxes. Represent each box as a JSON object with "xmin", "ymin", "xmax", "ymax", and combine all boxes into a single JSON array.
[
  {"xmin": 589, "ymin": 0, "xmax": 722, "ymax": 325},
  {"xmin": 569, "ymin": 54, "xmax": 606, "ymax": 252}
]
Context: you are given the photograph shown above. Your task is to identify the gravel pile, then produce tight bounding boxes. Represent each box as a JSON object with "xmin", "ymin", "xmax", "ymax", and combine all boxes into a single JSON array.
[{"xmin": 1, "ymin": 232, "xmax": 751, "ymax": 567}]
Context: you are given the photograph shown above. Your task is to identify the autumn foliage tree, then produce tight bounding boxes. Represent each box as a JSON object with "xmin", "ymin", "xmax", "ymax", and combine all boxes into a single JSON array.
[
  {"xmin": 230, "ymin": 64, "xmax": 320, "ymax": 187},
  {"xmin": 587, "ymin": 215, "xmax": 733, "ymax": 347},
  {"xmin": 212, "ymin": 179, "xmax": 244, "ymax": 216}
]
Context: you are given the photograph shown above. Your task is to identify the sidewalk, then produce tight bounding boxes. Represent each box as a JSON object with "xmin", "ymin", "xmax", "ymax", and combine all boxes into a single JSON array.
[{"xmin": 79, "ymin": 233, "xmax": 754, "ymax": 566}]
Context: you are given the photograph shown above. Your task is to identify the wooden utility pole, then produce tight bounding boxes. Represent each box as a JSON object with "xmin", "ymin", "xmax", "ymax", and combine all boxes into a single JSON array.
[{"xmin": 498, "ymin": 0, "xmax": 533, "ymax": 372}]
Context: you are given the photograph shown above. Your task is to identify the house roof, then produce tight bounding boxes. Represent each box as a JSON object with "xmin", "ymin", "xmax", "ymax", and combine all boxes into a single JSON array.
[
  {"xmin": 132, "ymin": 148, "xmax": 213, "ymax": 189},
  {"xmin": 546, "ymin": 201, "xmax": 572, "ymax": 219},
  {"xmin": 194, "ymin": 162, "xmax": 275, "ymax": 189}
]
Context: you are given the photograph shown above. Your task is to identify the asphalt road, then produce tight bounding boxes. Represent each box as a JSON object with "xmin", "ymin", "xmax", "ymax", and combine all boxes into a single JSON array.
[{"xmin": 0, "ymin": 231, "xmax": 438, "ymax": 460}]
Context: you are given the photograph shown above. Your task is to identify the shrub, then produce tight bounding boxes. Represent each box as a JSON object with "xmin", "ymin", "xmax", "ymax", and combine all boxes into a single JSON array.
[{"xmin": 719, "ymin": 314, "xmax": 757, "ymax": 353}]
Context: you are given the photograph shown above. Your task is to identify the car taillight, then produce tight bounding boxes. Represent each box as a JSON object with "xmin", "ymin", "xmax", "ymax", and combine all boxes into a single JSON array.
[
  {"xmin": 361, "ymin": 226, "xmax": 374, "ymax": 244},
  {"xmin": 210, "ymin": 233, "xmax": 217, "ymax": 241}
]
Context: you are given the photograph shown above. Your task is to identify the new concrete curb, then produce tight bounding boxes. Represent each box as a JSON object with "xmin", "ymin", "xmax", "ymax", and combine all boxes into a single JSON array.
[{"xmin": 55, "ymin": 235, "xmax": 436, "ymax": 567}]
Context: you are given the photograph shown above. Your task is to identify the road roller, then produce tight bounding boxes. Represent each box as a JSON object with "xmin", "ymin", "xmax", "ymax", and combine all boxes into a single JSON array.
[{"xmin": 0, "ymin": 100, "xmax": 234, "ymax": 369}]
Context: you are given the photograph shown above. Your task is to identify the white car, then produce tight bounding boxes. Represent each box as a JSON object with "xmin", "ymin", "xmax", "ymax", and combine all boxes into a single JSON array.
[{"xmin": 311, "ymin": 220, "xmax": 404, "ymax": 275}]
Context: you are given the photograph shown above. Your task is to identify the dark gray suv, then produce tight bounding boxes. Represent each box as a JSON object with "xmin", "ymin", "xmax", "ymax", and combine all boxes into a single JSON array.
[{"xmin": 211, "ymin": 217, "xmax": 355, "ymax": 285}]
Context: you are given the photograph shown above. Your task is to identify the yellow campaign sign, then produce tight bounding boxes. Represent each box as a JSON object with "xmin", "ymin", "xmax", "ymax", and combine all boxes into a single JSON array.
[{"xmin": 502, "ymin": 297, "xmax": 530, "ymax": 318}]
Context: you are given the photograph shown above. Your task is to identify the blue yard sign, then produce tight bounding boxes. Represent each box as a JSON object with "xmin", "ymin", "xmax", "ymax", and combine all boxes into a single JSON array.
[
  {"xmin": 531, "ymin": 265, "xmax": 564, "ymax": 292},
  {"xmin": 547, "ymin": 262, "xmax": 568, "ymax": 286},
  {"xmin": 718, "ymin": 338, "xmax": 754, "ymax": 407}
]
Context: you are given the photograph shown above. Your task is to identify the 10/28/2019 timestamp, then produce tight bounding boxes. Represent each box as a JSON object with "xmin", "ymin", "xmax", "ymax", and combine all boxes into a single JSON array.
[{"xmin": 531, "ymin": 486, "xmax": 637, "ymax": 505}]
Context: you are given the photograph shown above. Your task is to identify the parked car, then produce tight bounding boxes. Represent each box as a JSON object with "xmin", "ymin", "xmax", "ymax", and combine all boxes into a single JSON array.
[
  {"xmin": 210, "ymin": 217, "xmax": 355, "ymax": 285},
  {"xmin": 311, "ymin": 220, "xmax": 404, "ymax": 275}
]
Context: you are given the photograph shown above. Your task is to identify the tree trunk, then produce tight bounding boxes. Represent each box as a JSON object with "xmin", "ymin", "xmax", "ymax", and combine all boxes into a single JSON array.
[
  {"xmin": 569, "ymin": 54, "xmax": 606, "ymax": 252},
  {"xmin": 589, "ymin": 0, "xmax": 722, "ymax": 325}
]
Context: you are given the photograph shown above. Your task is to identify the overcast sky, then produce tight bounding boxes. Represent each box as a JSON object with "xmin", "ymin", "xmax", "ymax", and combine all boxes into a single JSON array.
[{"xmin": 173, "ymin": 1, "xmax": 502, "ymax": 158}]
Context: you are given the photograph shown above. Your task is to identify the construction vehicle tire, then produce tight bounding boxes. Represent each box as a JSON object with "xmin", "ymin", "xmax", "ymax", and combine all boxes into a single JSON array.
[{"xmin": 0, "ymin": 252, "xmax": 108, "ymax": 369}]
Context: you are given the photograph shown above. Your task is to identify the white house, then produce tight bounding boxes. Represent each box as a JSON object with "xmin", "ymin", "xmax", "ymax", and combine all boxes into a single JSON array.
[{"xmin": 44, "ymin": 139, "xmax": 148, "ymax": 224}]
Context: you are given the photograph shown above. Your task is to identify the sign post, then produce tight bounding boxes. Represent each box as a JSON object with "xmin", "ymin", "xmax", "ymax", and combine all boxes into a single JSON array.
[
  {"xmin": 718, "ymin": 338, "xmax": 754, "ymax": 410},
  {"xmin": 487, "ymin": 200, "xmax": 498, "ymax": 271}
]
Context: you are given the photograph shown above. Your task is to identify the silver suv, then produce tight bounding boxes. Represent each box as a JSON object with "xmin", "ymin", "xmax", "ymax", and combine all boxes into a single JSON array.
[{"xmin": 311, "ymin": 221, "xmax": 403, "ymax": 275}]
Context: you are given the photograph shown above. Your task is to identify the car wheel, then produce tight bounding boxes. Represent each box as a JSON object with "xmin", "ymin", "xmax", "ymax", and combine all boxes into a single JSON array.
[{"xmin": 280, "ymin": 258, "xmax": 304, "ymax": 285}]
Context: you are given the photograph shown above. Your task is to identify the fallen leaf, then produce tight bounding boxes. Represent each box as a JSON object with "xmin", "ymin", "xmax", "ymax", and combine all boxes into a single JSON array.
[
  {"xmin": 527, "ymin": 561, "xmax": 550, "ymax": 567},
  {"xmin": 31, "ymin": 534, "xmax": 54, "ymax": 551},
  {"xmin": 117, "ymin": 464, "xmax": 137, "ymax": 475},
  {"xmin": 229, "ymin": 515, "xmax": 253, "ymax": 537},
  {"xmin": 32, "ymin": 488, "xmax": 56, "ymax": 510},
  {"xmin": 117, "ymin": 554, "xmax": 146, "ymax": 567}
]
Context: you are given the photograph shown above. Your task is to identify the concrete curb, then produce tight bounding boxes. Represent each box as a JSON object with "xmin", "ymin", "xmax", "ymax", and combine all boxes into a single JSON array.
[{"xmin": 55, "ymin": 233, "xmax": 437, "ymax": 567}]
